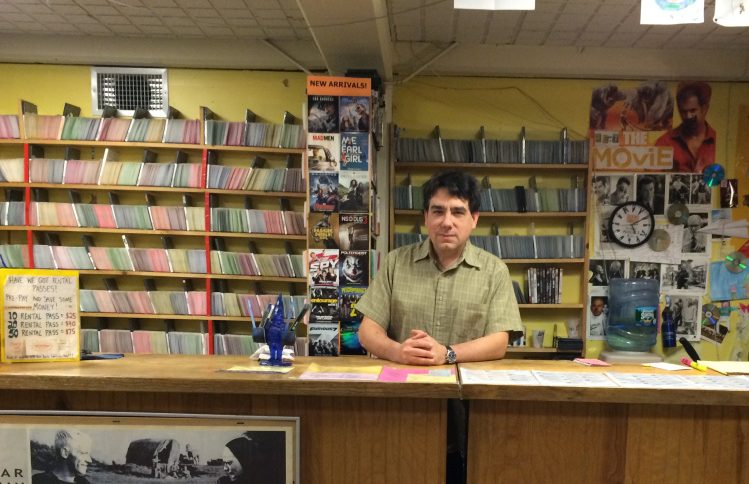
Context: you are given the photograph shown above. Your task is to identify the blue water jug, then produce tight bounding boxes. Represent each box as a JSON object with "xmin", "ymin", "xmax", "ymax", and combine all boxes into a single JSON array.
[{"xmin": 606, "ymin": 278, "xmax": 659, "ymax": 352}]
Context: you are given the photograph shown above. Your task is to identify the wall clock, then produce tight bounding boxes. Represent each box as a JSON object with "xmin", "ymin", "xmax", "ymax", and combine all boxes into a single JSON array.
[{"xmin": 607, "ymin": 201, "xmax": 655, "ymax": 248}]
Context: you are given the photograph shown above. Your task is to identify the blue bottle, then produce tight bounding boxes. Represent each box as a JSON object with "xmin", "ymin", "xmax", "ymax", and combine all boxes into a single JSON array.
[
  {"xmin": 661, "ymin": 297, "xmax": 676, "ymax": 349},
  {"xmin": 606, "ymin": 279, "xmax": 659, "ymax": 352}
]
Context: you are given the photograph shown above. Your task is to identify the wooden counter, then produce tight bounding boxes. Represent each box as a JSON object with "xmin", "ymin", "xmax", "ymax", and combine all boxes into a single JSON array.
[
  {"xmin": 0, "ymin": 354, "xmax": 459, "ymax": 484},
  {"xmin": 460, "ymin": 360, "xmax": 749, "ymax": 484}
]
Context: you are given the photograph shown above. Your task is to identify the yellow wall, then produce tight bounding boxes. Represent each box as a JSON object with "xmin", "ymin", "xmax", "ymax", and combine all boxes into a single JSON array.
[{"xmin": 0, "ymin": 63, "xmax": 308, "ymax": 121}]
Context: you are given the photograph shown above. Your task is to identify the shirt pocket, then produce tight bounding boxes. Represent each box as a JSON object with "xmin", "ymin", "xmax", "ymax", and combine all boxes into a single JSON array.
[{"xmin": 451, "ymin": 302, "xmax": 489, "ymax": 343}]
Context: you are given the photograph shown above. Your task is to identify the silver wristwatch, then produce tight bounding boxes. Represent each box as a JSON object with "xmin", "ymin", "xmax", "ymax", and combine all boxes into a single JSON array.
[{"xmin": 445, "ymin": 345, "xmax": 457, "ymax": 364}]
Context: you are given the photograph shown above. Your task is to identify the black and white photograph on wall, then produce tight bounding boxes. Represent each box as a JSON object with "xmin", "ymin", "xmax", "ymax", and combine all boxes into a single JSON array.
[
  {"xmin": 588, "ymin": 259, "xmax": 626, "ymax": 286},
  {"xmin": 596, "ymin": 206, "xmax": 614, "ymax": 246},
  {"xmin": 629, "ymin": 261, "xmax": 661, "ymax": 282},
  {"xmin": 608, "ymin": 174, "xmax": 634, "ymax": 205},
  {"xmin": 587, "ymin": 289, "xmax": 608, "ymax": 340},
  {"xmin": 689, "ymin": 174, "xmax": 712, "ymax": 206},
  {"xmin": 592, "ymin": 175, "xmax": 612, "ymax": 206},
  {"xmin": 635, "ymin": 174, "xmax": 666, "ymax": 215},
  {"xmin": 681, "ymin": 212, "xmax": 710, "ymax": 255},
  {"xmin": 667, "ymin": 294, "xmax": 702, "ymax": 341},
  {"xmin": 710, "ymin": 208, "xmax": 733, "ymax": 239},
  {"xmin": 14, "ymin": 415, "xmax": 298, "ymax": 484},
  {"xmin": 661, "ymin": 259, "xmax": 708, "ymax": 292},
  {"xmin": 667, "ymin": 173, "xmax": 691, "ymax": 205}
]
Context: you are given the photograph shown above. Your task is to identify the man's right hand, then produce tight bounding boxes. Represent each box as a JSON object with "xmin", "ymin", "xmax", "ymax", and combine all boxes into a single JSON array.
[{"xmin": 395, "ymin": 329, "xmax": 447, "ymax": 366}]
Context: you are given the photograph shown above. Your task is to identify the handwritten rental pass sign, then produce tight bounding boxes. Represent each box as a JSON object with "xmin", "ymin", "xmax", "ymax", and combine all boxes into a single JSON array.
[{"xmin": 0, "ymin": 269, "xmax": 80, "ymax": 363}]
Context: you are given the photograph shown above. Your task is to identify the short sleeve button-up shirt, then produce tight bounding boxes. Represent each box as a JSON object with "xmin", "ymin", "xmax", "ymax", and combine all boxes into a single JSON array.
[{"xmin": 355, "ymin": 239, "xmax": 523, "ymax": 346}]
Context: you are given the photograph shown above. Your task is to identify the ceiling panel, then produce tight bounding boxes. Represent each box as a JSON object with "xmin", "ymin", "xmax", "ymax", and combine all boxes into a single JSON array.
[{"xmin": 0, "ymin": 0, "xmax": 746, "ymax": 80}]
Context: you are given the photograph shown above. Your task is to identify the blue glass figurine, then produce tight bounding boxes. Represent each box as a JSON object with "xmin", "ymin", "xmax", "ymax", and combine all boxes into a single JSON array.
[{"xmin": 261, "ymin": 294, "xmax": 291, "ymax": 367}]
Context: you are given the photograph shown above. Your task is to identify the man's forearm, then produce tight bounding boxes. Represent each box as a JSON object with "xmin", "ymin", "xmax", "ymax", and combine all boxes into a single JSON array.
[
  {"xmin": 452, "ymin": 331, "xmax": 510, "ymax": 363},
  {"xmin": 358, "ymin": 317, "xmax": 401, "ymax": 362}
]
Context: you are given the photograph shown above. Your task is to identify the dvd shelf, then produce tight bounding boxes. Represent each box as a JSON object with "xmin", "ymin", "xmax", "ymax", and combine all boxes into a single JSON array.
[
  {"xmin": 0, "ymin": 102, "xmax": 309, "ymax": 355},
  {"xmin": 390, "ymin": 125, "xmax": 591, "ymax": 357}
]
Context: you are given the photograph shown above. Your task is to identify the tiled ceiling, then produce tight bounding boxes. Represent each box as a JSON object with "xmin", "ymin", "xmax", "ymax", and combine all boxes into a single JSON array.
[{"xmin": 0, "ymin": 0, "xmax": 748, "ymax": 80}]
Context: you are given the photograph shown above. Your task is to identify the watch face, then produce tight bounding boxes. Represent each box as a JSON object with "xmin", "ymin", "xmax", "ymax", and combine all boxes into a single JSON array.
[{"xmin": 608, "ymin": 202, "xmax": 655, "ymax": 248}]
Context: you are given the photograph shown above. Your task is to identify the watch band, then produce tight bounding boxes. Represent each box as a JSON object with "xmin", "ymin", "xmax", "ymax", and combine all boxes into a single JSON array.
[{"xmin": 445, "ymin": 345, "xmax": 457, "ymax": 364}]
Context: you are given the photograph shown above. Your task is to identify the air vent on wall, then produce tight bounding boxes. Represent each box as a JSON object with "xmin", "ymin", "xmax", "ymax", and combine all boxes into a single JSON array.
[{"xmin": 90, "ymin": 67, "xmax": 168, "ymax": 117}]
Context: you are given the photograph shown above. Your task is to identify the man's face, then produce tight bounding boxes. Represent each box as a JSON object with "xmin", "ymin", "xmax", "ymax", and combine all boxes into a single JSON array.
[
  {"xmin": 222, "ymin": 447, "xmax": 243, "ymax": 481},
  {"xmin": 678, "ymin": 95, "xmax": 708, "ymax": 136},
  {"xmin": 688, "ymin": 220, "xmax": 701, "ymax": 233},
  {"xmin": 640, "ymin": 182, "xmax": 654, "ymax": 201},
  {"xmin": 591, "ymin": 299, "xmax": 605, "ymax": 316},
  {"xmin": 424, "ymin": 188, "xmax": 478, "ymax": 257},
  {"xmin": 66, "ymin": 439, "xmax": 92, "ymax": 477},
  {"xmin": 593, "ymin": 180, "xmax": 607, "ymax": 197}
]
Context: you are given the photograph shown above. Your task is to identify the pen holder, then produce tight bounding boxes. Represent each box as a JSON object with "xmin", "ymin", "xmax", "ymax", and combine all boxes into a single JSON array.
[
  {"xmin": 282, "ymin": 331, "xmax": 296, "ymax": 347},
  {"xmin": 252, "ymin": 327, "xmax": 266, "ymax": 343}
]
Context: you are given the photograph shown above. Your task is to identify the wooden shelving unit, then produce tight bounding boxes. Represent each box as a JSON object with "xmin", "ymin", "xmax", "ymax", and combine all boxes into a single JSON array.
[{"xmin": 0, "ymin": 109, "xmax": 309, "ymax": 355}]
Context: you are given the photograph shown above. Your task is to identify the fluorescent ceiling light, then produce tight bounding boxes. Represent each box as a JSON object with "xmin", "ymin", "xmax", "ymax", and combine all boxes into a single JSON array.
[
  {"xmin": 714, "ymin": 0, "xmax": 749, "ymax": 26},
  {"xmin": 454, "ymin": 0, "xmax": 535, "ymax": 11},
  {"xmin": 640, "ymin": 0, "xmax": 704, "ymax": 25}
]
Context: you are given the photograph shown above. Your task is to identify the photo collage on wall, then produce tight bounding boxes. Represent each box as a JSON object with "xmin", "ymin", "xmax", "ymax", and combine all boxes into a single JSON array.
[
  {"xmin": 590, "ymin": 170, "xmax": 713, "ymax": 342},
  {"xmin": 307, "ymin": 76, "xmax": 372, "ymax": 356}
]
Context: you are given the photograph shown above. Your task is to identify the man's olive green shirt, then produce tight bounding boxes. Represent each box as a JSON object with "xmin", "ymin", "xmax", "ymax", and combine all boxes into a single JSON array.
[{"xmin": 356, "ymin": 239, "xmax": 523, "ymax": 346}]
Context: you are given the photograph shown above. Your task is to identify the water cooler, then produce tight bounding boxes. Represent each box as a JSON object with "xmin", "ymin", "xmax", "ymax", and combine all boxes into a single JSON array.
[{"xmin": 599, "ymin": 278, "xmax": 663, "ymax": 363}]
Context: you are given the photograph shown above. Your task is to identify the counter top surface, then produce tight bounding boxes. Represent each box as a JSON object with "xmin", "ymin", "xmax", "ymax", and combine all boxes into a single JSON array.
[
  {"xmin": 2, "ymin": 355, "xmax": 748, "ymax": 405},
  {"xmin": 0, "ymin": 354, "xmax": 460, "ymax": 399},
  {"xmin": 458, "ymin": 360, "xmax": 749, "ymax": 406}
]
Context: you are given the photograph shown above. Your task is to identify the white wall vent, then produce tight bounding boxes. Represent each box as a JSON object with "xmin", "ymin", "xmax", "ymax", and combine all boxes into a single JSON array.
[{"xmin": 90, "ymin": 67, "xmax": 168, "ymax": 117}]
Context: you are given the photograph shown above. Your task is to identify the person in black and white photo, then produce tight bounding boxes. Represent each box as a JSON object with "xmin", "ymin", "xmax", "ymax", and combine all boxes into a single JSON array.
[
  {"xmin": 609, "ymin": 176, "xmax": 633, "ymax": 205},
  {"xmin": 607, "ymin": 260, "xmax": 625, "ymax": 279},
  {"xmin": 588, "ymin": 295, "xmax": 608, "ymax": 337},
  {"xmin": 668, "ymin": 174, "xmax": 690, "ymax": 204},
  {"xmin": 682, "ymin": 213, "xmax": 708, "ymax": 254},
  {"xmin": 661, "ymin": 259, "xmax": 707, "ymax": 291},
  {"xmin": 690, "ymin": 175, "xmax": 711, "ymax": 205},
  {"xmin": 671, "ymin": 295, "xmax": 700, "ymax": 340},
  {"xmin": 629, "ymin": 261, "xmax": 661, "ymax": 283},
  {"xmin": 32, "ymin": 429, "xmax": 92, "ymax": 484},
  {"xmin": 589, "ymin": 260, "xmax": 608, "ymax": 286},
  {"xmin": 636, "ymin": 174, "xmax": 665, "ymax": 215}
]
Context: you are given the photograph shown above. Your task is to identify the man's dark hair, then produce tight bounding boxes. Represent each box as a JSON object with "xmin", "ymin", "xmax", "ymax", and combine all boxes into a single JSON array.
[
  {"xmin": 422, "ymin": 170, "xmax": 481, "ymax": 213},
  {"xmin": 676, "ymin": 81, "xmax": 711, "ymax": 107}
]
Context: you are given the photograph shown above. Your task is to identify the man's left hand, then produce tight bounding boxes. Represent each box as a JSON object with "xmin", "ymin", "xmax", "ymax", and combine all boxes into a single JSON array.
[{"xmin": 404, "ymin": 329, "xmax": 448, "ymax": 366}]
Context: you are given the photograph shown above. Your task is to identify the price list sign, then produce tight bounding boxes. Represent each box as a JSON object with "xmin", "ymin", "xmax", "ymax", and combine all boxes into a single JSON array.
[{"xmin": 0, "ymin": 269, "xmax": 80, "ymax": 362}]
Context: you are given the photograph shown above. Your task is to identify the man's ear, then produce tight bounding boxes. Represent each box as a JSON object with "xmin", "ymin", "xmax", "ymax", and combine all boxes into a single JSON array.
[{"xmin": 59, "ymin": 446, "xmax": 71, "ymax": 459}]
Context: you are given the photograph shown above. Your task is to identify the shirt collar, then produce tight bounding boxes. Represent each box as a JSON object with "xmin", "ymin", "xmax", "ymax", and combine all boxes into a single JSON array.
[
  {"xmin": 669, "ymin": 122, "xmax": 716, "ymax": 143},
  {"xmin": 413, "ymin": 239, "xmax": 482, "ymax": 269}
]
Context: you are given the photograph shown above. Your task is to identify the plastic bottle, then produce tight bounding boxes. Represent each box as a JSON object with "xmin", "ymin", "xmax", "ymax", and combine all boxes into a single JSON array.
[
  {"xmin": 661, "ymin": 297, "xmax": 676, "ymax": 349},
  {"xmin": 606, "ymin": 278, "xmax": 659, "ymax": 352}
]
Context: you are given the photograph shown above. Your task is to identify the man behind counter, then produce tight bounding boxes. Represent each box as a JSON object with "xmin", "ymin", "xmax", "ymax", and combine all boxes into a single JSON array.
[{"xmin": 356, "ymin": 170, "xmax": 523, "ymax": 366}]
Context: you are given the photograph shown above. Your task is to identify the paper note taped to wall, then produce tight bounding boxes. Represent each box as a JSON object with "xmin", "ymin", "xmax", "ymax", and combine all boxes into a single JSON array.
[{"xmin": 0, "ymin": 269, "xmax": 80, "ymax": 362}]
